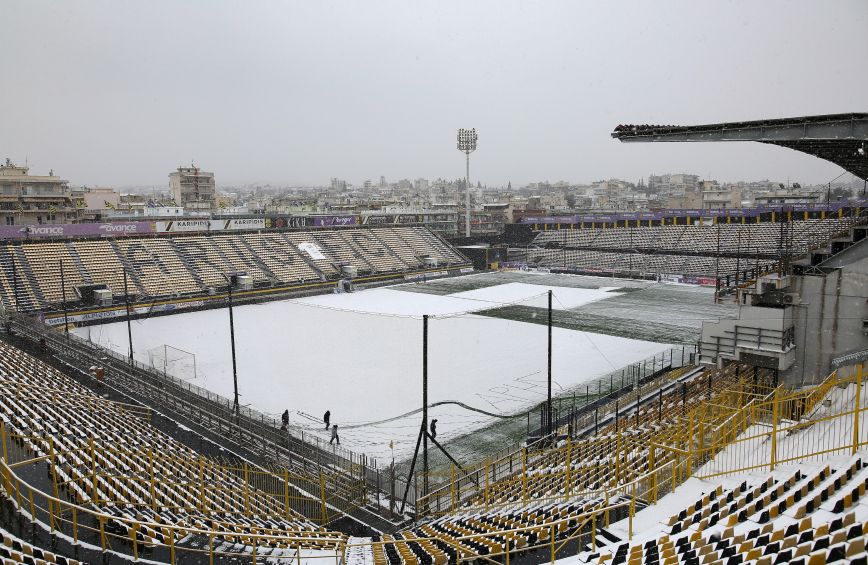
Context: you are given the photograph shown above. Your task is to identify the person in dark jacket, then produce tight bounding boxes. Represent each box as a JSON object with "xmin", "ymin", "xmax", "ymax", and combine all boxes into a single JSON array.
[
  {"xmin": 281, "ymin": 409, "xmax": 290, "ymax": 427},
  {"xmin": 330, "ymin": 424, "xmax": 340, "ymax": 445},
  {"xmin": 430, "ymin": 419, "xmax": 438, "ymax": 440},
  {"xmin": 324, "ymin": 410, "xmax": 331, "ymax": 430}
]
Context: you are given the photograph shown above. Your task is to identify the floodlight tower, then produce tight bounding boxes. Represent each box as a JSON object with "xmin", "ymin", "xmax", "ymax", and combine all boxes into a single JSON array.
[{"xmin": 457, "ymin": 128, "xmax": 478, "ymax": 237}]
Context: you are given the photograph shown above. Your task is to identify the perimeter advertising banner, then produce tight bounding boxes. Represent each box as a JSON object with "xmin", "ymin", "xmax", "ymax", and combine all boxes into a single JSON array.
[
  {"xmin": 313, "ymin": 215, "xmax": 357, "ymax": 227},
  {"xmin": 362, "ymin": 214, "xmax": 421, "ymax": 225},
  {"xmin": 0, "ymin": 222, "xmax": 153, "ymax": 239},
  {"xmin": 44, "ymin": 300, "xmax": 205, "ymax": 326},
  {"xmin": 267, "ymin": 216, "xmax": 312, "ymax": 228},
  {"xmin": 659, "ymin": 274, "xmax": 718, "ymax": 286},
  {"xmin": 155, "ymin": 219, "xmax": 212, "ymax": 232},
  {"xmin": 518, "ymin": 199, "xmax": 868, "ymax": 224},
  {"xmin": 154, "ymin": 218, "xmax": 266, "ymax": 232}
]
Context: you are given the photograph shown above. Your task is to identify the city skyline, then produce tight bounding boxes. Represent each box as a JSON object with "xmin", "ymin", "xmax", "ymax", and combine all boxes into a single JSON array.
[{"xmin": 2, "ymin": 1, "xmax": 866, "ymax": 187}]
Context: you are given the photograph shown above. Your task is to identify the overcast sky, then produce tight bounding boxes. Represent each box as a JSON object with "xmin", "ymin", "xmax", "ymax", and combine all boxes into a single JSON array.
[{"xmin": 2, "ymin": 1, "xmax": 866, "ymax": 188}]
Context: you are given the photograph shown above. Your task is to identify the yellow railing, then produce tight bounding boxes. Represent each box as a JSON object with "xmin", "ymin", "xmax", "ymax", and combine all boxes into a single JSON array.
[
  {"xmin": 696, "ymin": 364, "xmax": 865, "ymax": 479},
  {"xmin": 418, "ymin": 364, "xmax": 760, "ymax": 516},
  {"xmin": 0, "ymin": 457, "xmax": 347, "ymax": 565},
  {"xmin": 1, "ymin": 362, "xmax": 863, "ymax": 564},
  {"xmin": 0, "ymin": 446, "xmax": 686, "ymax": 565},
  {"xmin": 0, "ymin": 422, "xmax": 346, "ymax": 527}
]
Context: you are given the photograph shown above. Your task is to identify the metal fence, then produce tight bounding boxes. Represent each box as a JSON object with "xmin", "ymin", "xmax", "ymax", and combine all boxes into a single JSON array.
[
  {"xmin": 696, "ymin": 364, "xmax": 867, "ymax": 479},
  {"xmin": 526, "ymin": 345, "xmax": 697, "ymax": 440}
]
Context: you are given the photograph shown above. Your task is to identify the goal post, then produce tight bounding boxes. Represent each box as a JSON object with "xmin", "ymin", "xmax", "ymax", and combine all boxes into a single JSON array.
[{"xmin": 147, "ymin": 344, "xmax": 198, "ymax": 381}]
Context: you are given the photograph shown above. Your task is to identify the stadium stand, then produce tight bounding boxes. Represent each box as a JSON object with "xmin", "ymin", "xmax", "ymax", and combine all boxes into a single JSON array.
[
  {"xmin": 1, "ymin": 226, "xmax": 866, "ymax": 564},
  {"xmin": 580, "ymin": 373, "xmax": 868, "ymax": 564},
  {"xmin": 0, "ymin": 524, "xmax": 85, "ymax": 565},
  {"xmin": 522, "ymin": 216, "xmax": 861, "ymax": 279},
  {"xmin": 0, "ymin": 226, "xmax": 468, "ymax": 311},
  {"xmin": 531, "ymin": 217, "xmax": 858, "ymax": 256},
  {"xmin": 0, "ymin": 315, "xmax": 866, "ymax": 564},
  {"xmin": 0, "ymin": 339, "xmax": 347, "ymax": 562},
  {"xmin": 358, "ymin": 360, "xmax": 867, "ymax": 565},
  {"xmin": 350, "ymin": 365, "xmax": 762, "ymax": 564}
]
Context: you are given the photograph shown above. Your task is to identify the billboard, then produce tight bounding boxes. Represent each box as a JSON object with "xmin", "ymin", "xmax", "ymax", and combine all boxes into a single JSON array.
[
  {"xmin": 362, "ymin": 214, "xmax": 421, "ymax": 225},
  {"xmin": 154, "ymin": 218, "xmax": 265, "ymax": 232},
  {"xmin": 265, "ymin": 215, "xmax": 357, "ymax": 228},
  {"xmin": 155, "ymin": 219, "xmax": 212, "ymax": 232},
  {"xmin": 313, "ymin": 215, "xmax": 357, "ymax": 227},
  {"xmin": 44, "ymin": 300, "xmax": 205, "ymax": 326},
  {"xmin": 267, "ymin": 216, "xmax": 312, "ymax": 229},
  {"xmin": 0, "ymin": 222, "xmax": 153, "ymax": 239}
]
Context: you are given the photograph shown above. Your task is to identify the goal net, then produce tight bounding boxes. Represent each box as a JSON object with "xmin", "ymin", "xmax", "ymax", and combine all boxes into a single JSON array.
[{"xmin": 147, "ymin": 344, "xmax": 198, "ymax": 382}]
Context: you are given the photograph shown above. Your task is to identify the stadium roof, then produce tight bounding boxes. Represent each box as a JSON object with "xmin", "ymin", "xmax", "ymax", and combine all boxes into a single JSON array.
[{"xmin": 611, "ymin": 113, "xmax": 868, "ymax": 180}]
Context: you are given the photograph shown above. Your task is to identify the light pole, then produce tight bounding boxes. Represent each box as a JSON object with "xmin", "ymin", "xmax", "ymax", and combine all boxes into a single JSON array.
[
  {"xmin": 123, "ymin": 268, "xmax": 133, "ymax": 364},
  {"xmin": 59, "ymin": 260, "xmax": 69, "ymax": 335},
  {"xmin": 457, "ymin": 128, "xmax": 478, "ymax": 238},
  {"xmin": 547, "ymin": 290, "xmax": 552, "ymax": 437},
  {"xmin": 221, "ymin": 273, "xmax": 240, "ymax": 417}
]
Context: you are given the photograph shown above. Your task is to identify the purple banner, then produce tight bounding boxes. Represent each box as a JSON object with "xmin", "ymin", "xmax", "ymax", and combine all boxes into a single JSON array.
[
  {"xmin": 313, "ymin": 215, "xmax": 357, "ymax": 227},
  {"xmin": 519, "ymin": 199, "xmax": 868, "ymax": 224},
  {"xmin": 0, "ymin": 222, "xmax": 153, "ymax": 239}
]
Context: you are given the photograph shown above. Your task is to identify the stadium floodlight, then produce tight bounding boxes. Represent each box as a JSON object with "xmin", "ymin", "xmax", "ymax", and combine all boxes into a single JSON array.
[{"xmin": 457, "ymin": 128, "xmax": 478, "ymax": 237}]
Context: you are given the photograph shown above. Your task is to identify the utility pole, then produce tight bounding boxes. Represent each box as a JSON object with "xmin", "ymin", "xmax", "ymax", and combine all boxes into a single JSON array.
[
  {"xmin": 399, "ymin": 313, "xmax": 437, "ymax": 515},
  {"xmin": 714, "ymin": 219, "xmax": 721, "ymax": 303},
  {"xmin": 734, "ymin": 228, "xmax": 742, "ymax": 287},
  {"xmin": 224, "ymin": 275, "xmax": 240, "ymax": 416},
  {"xmin": 547, "ymin": 290, "xmax": 553, "ymax": 436},
  {"xmin": 422, "ymin": 314, "xmax": 428, "ymax": 499},
  {"xmin": 60, "ymin": 260, "xmax": 69, "ymax": 335},
  {"xmin": 123, "ymin": 268, "xmax": 133, "ymax": 364},
  {"xmin": 11, "ymin": 253, "xmax": 18, "ymax": 312}
]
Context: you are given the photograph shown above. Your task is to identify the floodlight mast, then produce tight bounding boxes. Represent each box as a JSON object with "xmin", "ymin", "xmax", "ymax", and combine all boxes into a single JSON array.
[{"xmin": 457, "ymin": 128, "xmax": 478, "ymax": 237}]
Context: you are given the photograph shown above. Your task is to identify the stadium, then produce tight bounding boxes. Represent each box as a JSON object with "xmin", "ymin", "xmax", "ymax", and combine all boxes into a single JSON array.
[{"xmin": 2, "ymin": 98, "xmax": 868, "ymax": 565}]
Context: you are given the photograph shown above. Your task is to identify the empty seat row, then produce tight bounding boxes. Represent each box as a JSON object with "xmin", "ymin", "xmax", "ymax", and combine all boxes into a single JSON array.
[{"xmin": 0, "ymin": 227, "xmax": 470, "ymax": 310}]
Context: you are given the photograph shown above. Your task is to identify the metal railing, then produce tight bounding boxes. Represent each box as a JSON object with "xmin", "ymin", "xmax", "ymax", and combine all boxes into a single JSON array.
[
  {"xmin": 0, "ymin": 441, "xmax": 686, "ymax": 565},
  {"xmin": 525, "ymin": 346, "xmax": 697, "ymax": 441},
  {"xmin": 0, "ymin": 361, "xmax": 863, "ymax": 564},
  {"xmin": 2, "ymin": 426, "xmax": 338, "ymax": 526},
  {"xmin": 6, "ymin": 314, "xmax": 383, "ymax": 520},
  {"xmin": 696, "ymin": 364, "xmax": 867, "ymax": 479},
  {"xmin": 0, "ymin": 457, "xmax": 347, "ymax": 565},
  {"xmin": 415, "ymin": 363, "xmax": 751, "ymax": 517}
]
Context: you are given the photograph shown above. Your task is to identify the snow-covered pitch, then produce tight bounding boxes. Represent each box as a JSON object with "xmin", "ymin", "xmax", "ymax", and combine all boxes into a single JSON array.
[{"xmin": 76, "ymin": 277, "xmax": 675, "ymax": 463}]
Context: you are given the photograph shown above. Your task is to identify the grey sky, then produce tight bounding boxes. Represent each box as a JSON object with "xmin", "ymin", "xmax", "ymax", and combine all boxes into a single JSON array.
[{"xmin": 2, "ymin": 1, "xmax": 866, "ymax": 188}]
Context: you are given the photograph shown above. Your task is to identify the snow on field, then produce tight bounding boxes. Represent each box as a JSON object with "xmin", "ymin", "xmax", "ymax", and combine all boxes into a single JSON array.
[
  {"xmin": 75, "ymin": 282, "xmax": 672, "ymax": 463},
  {"xmin": 293, "ymin": 282, "xmax": 616, "ymax": 316},
  {"xmin": 447, "ymin": 282, "xmax": 620, "ymax": 310}
]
